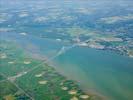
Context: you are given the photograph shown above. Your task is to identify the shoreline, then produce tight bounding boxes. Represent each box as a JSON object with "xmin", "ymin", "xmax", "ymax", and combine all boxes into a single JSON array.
[{"xmin": 23, "ymin": 47, "xmax": 106, "ymax": 100}]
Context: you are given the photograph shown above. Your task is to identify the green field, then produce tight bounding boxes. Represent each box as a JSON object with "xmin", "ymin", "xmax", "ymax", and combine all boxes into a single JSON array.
[{"xmin": 0, "ymin": 40, "xmax": 100, "ymax": 100}]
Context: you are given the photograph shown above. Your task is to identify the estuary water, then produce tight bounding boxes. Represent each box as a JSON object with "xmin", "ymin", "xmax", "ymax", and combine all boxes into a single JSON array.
[
  {"xmin": 1, "ymin": 32, "xmax": 133, "ymax": 100},
  {"xmin": 51, "ymin": 46, "xmax": 133, "ymax": 100}
]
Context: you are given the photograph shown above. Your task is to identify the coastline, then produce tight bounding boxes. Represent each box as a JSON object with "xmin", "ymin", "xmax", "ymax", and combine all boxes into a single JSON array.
[{"xmin": 0, "ymin": 40, "xmax": 103, "ymax": 100}]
